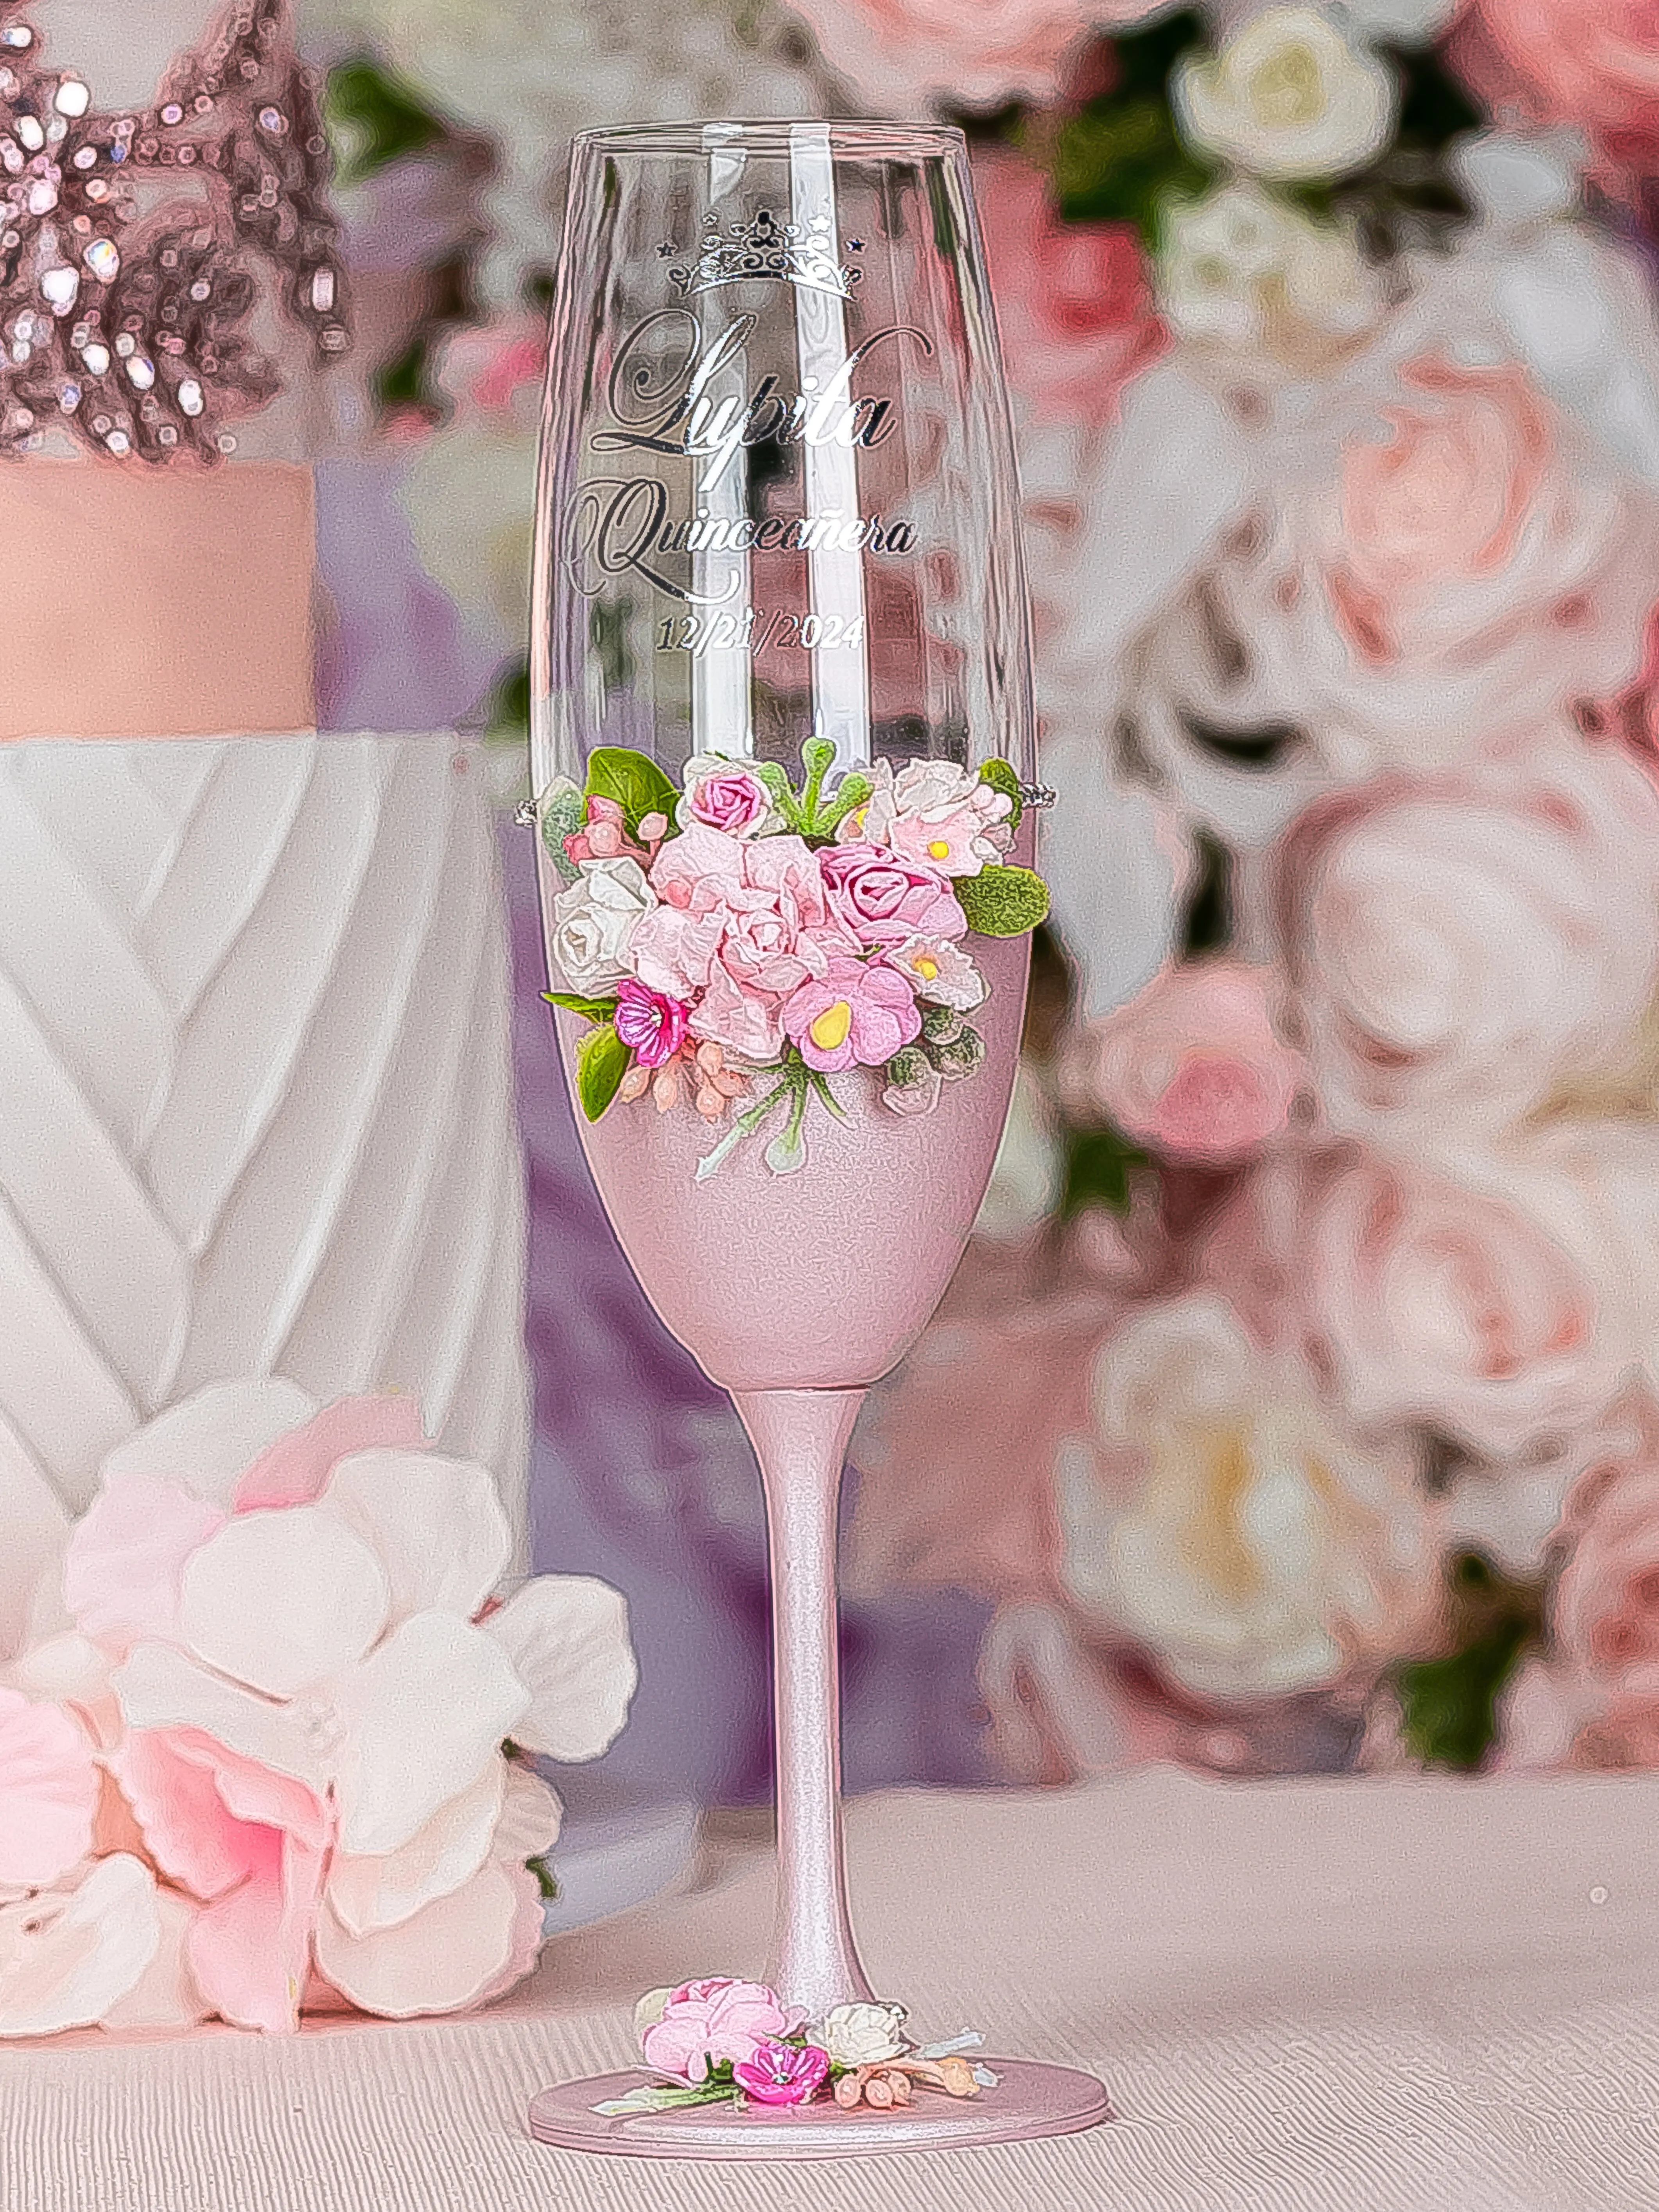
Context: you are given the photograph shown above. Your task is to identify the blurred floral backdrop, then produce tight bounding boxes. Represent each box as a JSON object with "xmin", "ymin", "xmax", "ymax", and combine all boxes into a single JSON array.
[{"xmin": 305, "ymin": 0, "xmax": 1659, "ymax": 1796}]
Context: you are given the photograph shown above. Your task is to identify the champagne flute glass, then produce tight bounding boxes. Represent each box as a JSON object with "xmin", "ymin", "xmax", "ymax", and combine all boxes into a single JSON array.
[{"xmin": 525, "ymin": 119, "xmax": 1106, "ymax": 2158}]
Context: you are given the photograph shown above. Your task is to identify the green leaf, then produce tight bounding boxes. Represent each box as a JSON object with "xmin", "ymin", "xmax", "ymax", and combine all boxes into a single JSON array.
[
  {"xmin": 977, "ymin": 758, "xmax": 1023, "ymax": 832},
  {"xmin": 324, "ymin": 55, "xmax": 448, "ymax": 187},
  {"xmin": 1060, "ymin": 1125, "xmax": 1150, "ymax": 1220},
  {"xmin": 481, "ymin": 655, "xmax": 531, "ymax": 745},
  {"xmin": 525, "ymin": 1853, "xmax": 560, "ymax": 1902},
  {"xmin": 576, "ymin": 1023, "xmax": 631, "ymax": 1122},
  {"xmin": 542, "ymin": 992, "xmax": 618, "ymax": 1023},
  {"xmin": 1389, "ymin": 42, "xmax": 1482, "ymax": 156},
  {"xmin": 956, "ymin": 864, "xmax": 1050, "ymax": 937},
  {"xmin": 537, "ymin": 778, "xmax": 587, "ymax": 882},
  {"xmin": 1048, "ymin": 12, "xmax": 1211, "ymax": 240},
  {"xmin": 585, "ymin": 747, "xmax": 679, "ymax": 836},
  {"xmin": 1393, "ymin": 1552, "xmax": 1541, "ymax": 1773}
]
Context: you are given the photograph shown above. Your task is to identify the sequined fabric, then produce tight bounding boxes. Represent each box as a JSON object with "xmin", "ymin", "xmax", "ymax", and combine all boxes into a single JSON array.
[{"xmin": 0, "ymin": 0, "xmax": 349, "ymax": 462}]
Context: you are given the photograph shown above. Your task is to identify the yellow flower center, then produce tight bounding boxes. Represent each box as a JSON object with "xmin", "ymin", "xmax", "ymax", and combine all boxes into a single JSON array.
[
  {"xmin": 927, "ymin": 838, "xmax": 952, "ymax": 861},
  {"xmin": 913, "ymin": 956, "xmax": 939, "ymax": 981},
  {"xmin": 809, "ymin": 1000, "xmax": 853, "ymax": 1051},
  {"xmin": 1250, "ymin": 44, "xmax": 1323, "ymax": 128}
]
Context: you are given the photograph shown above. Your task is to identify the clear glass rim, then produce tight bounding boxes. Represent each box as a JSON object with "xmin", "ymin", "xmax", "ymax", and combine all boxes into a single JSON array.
[{"xmin": 570, "ymin": 119, "xmax": 968, "ymax": 160}]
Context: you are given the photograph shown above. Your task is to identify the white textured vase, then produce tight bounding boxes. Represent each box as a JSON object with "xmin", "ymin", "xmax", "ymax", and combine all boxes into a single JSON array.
[{"xmin": 0, "ymin": 733, "xmax": 528, "ymax": 1552}]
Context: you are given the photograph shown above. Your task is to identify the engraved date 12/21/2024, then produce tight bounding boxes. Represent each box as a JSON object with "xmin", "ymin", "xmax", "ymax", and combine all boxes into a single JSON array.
[{"xmin": 656, "ymin": 608, "xmax": 868, "ymax": 656}]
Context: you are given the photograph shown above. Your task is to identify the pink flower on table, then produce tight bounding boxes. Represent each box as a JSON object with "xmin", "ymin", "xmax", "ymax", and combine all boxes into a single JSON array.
[
  {"xmin": 734, "ymin": 2040, "xmax": 830, "ymax": 2105},
  {"xmin": 613, "ymin": 979, "xmax": 689, "ymax": 1069},
  {"xmin": 1059, "ymin": 961, "xmax": 1300, "ymax": 1165},
  {"xmin": 682, "ymin": 760, "xmax": 773, "ymax": 838},
  {"xmin": 639, "ymin": 1977, "xmax": 795, "ymax": 2084},
  {"xmin": 974, "ymin": 147, "xmax": 1163, "ymax": 429},
  {"xmin": 818, "ymin": 843, "xmax": 966, "ymax": 949},
  {"xmin": 0, "ymin": 1853, "xmax": 165, "ymax": 2040},
  {"xmin": 784, "ymin": 957, "xmax": 923, "ymax": 1073},
  {"xmin": 0, "ymin": 1687, "xmax": 99, "ymax": 1889}
]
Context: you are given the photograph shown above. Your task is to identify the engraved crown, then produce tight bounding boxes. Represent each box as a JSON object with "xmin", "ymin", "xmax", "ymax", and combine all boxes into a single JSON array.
[{"xmin": 667, "ymin": 207, "xmax": 861, "ymax": 302}]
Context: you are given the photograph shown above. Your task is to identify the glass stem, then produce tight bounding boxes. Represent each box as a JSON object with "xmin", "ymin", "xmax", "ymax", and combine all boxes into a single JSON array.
[{"xmin": 733, "ymin": 1387, "xmax": 877, "ymax": 2023}]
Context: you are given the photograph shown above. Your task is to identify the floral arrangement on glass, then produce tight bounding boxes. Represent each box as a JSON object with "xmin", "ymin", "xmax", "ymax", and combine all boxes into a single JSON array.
[
  {"xmin": 594, "ymin": 1981, "xmax": 997, "ymax": 2117},
  {"xmin": 0, "ymin": 1381, "xmax": 637, "ymax": 2037},
  {"xmin": 538, "ymin": 739, "xmax": 1047, "ymax": 1177}
]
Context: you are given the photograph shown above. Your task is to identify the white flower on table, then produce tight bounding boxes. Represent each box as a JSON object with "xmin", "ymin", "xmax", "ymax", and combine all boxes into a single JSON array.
[
  {"xmin": 814, "ymin": 1999, "xmax": 911, "ymax": 2067},
  {"xmin": 549, "ymin": 855, "xmax": 657, "ymax": 994},
  {"xmin": 1173, "ymin": 7, "xmax": 1397, "ymax": 183}
]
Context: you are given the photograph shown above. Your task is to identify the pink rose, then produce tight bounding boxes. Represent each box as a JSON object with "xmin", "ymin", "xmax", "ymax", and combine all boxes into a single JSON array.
[
  {"xmin": 784, "ymin": 955, "xmax": 922, "ymax": 1073},
  {"xmin": 1293, "ymin": 1144, "xmax": 1616, "ymax": 1462},
  {"xmin": 1273, "ymin": 732, "xmax": 1659, "ymax": 1148},
  {"xmin": 1058, "ymin": 960, "xmax": 1300, "ymax": 1165},
  {"xmin": 1555, "ymin": 1439, "xmax": 1659, "ymax": 1692},
  {"xmin": 818, "ymin": 842, "xmax": 966, "ymax": 949},
  {"xmin": 1328, "ymin": 357, "xmax": 1551, "ymax": 667},
  {"xmin": 640, "ymin": 1977, "xmax": 794, "ymax": 2083},
  {"xmin": 974, "ymin": 148, "xmax": 1163, "ymax": 428},
  {"xmin": 685, "ymin": 765, "xmax": 772, "ymax": 838},
  {"xmin": 0, "ymin": 1687, "xmax": 99, "ymax": 1891},
  {"xmin": 788, "ymin": 0, "xmax": 1150, "ymax": 112},
  {"xmin": 1457, "ymin": 0, "xmax": 1659, "ymax": 172}
]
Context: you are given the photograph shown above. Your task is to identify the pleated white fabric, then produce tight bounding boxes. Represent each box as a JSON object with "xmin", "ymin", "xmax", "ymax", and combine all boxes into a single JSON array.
[
  {"xmin": 8, "ymin": 1768, "xmax": 1659, "ymax": 2209},
  {"xmin": 0, "ymin": 733, "xmax": 527, "ymax": 1551}
]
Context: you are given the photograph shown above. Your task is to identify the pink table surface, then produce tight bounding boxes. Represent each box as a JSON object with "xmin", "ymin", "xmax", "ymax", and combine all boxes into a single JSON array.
[{"xmin": 6, "ymin": 1767, "xmax": 1659, "ymax": 2210}]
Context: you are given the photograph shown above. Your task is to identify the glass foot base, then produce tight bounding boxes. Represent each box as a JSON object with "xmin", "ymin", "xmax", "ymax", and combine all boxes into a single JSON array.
[{"xmin": 527, "ymin": 2060, "xmax": 1111, "ymax": 2161}]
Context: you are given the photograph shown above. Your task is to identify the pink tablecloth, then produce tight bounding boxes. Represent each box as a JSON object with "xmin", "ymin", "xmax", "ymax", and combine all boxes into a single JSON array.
[{"xmin": 7, "ymin": 1767, "xmax": 1659, "ymax": 2210}]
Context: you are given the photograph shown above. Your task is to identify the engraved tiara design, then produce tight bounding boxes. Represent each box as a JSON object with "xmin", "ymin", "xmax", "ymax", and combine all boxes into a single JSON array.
[{"xmin": 665, "ymin": 208, "xmax": 863, "ymax": 302}]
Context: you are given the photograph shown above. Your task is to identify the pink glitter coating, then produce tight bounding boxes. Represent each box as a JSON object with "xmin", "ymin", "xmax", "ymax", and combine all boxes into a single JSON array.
[{"xmin": 0, "ymin": 0, "xmax": 350, "ymax": 464}]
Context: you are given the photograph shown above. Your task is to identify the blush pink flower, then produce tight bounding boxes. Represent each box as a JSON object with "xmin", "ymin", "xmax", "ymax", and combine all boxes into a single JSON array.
[
  {"xmin": 687, "ymin": 964, "xmax": 787, "ymax": 1065},
  {"xmin": 1059, "ymin": 961, "xmax": 1300, "ymax": 1164},
  {"xmin": 818, "ymin": 843, "xmax": 966, "ymax": 949},
  {"xmin": 784, "ymin": 956, "xmax": 923, "ymax": 1073},
  {"xmin": 613, "ymin": 979, "xmax": 689, "ymax": 1069},
  {"xmin": 733, "ymin": 2040, "xmax": 830, "ymax": 2105},
  {"xmin": 792, "ymin": 0, "xmax": 1151, "ymax": 111},
  {"xmin": 684, "ymin": 763, "xmax": 773, "ymax": 838},
  {"xmin": 563, "ymin": 795, "xmax": 655, "ymax": 868},
  {"xmin": 0, "ymin": 1688, "xmax": 99, "ymax": 1890},
  {"xmin": 640, "ymin": 1977, "xmax": 795, "ymax": 2084},
  {"xmin": 975, "ymin": 147, "xmax": 1164, "ymax": 428}
]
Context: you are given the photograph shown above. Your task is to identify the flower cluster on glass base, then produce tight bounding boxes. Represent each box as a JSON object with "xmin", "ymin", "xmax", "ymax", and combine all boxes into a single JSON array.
[
  {"xmin": 594, "ymin": 1979, "xmax": 999, "ymax": 2118},
  {"xmin": 538, "ymin": 739, "xmax": 1050, "ymax": 1178}
]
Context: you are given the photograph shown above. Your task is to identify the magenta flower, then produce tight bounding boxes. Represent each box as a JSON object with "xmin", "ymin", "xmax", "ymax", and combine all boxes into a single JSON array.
[
  {"xmin": 784, "ymin": 955, "xmax": 922, "ymax": 1073},
  {"xmin": 732, "ymin": 2041, "xmax": 830, "ymax": 2106},
  {"xmin": 613, "ymin": 978, "xmax": 689, "ymax": 1069},
  {"xmin": 818, "ymin": 843, "xmax": 967, "ymax": 948}
]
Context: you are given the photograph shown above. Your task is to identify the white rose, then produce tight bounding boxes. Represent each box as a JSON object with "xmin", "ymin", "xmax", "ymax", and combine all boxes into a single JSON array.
[
  {"xmin": 1158, "ymin": 181, "xmax": 1385, "ymax": 368},
  {"xmin": 1173, "ymin": 7, "xmax": 1396, "ymax": 183},
  {"xmin": 549, "ymin": 857, "xmax": 656, "ymax": 994},
  {"xmin": 814, "ymin": 2000, "xmax": 910, "ymax": 2067},
  {"xmin": 1060, "ymin": 1293, "xmax": 1434, "ymax": 1701}
]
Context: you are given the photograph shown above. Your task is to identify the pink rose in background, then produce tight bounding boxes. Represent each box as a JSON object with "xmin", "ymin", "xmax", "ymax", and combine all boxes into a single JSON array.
[
  {"xmin": 733, "ymin": 2041, "xmax": 830, "ymax": 2104},
  {"xmin": 1293, "ymin": 1144, "xmax": 1617, "ymax": 1461},
  {"xmin": 791, "ymin": 0, "xmax": 1152, "ymax": 112},
  {"xmin": 1059, "ymin": 960, "xmax": 1302, "ymax": 1164},
  {"xmin": 1274, "ymin": 732, "xmax": 1659, "ymax": 1148},
  {"xmin": 818, "ymin": 843, "xmax": 966, "ymax": 948},
  {"xmin": 1457, "ymin": 0, "xmax": 1659, "ymax": 172},
  {"xmin": 974, "ymin": 148, "xmax": 1164, "ymax": 428},
  {"xmin": 640, "ymin": 1977, "xmax": 795, "ymax": 2083},
  {"xmin": 784, "ymin": 956, "xmax": 923, "ymax": 1073},
  {"xmin": 1546, "ymin": 1419, "xmax": 1659, "ymax": 1763}
]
